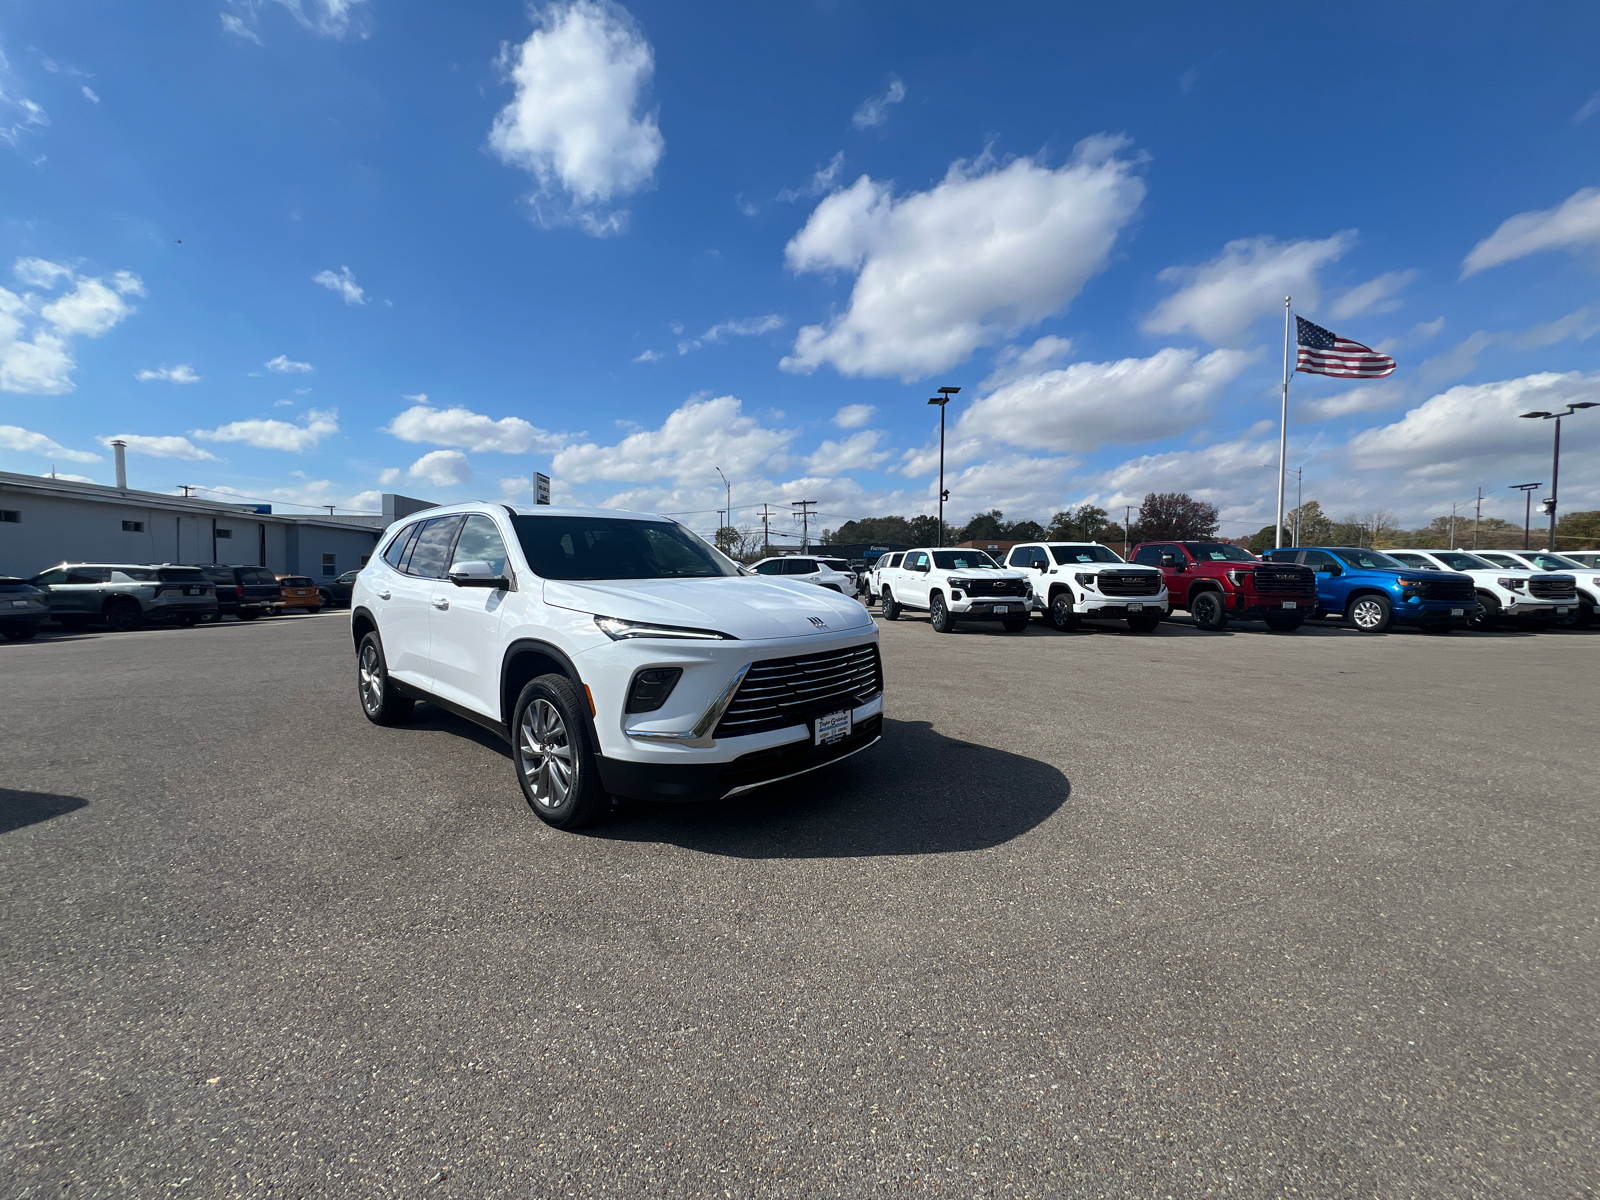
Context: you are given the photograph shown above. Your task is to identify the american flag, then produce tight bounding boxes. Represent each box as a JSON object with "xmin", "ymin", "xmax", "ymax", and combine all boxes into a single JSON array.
[{"xmin": 1295, "ymin": 315, "xmax": 1397, "ymax": 378}]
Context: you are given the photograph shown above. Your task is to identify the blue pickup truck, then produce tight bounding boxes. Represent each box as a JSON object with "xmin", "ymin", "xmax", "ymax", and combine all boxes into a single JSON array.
[{"xmin": 1263, "ymin": 546, "xmax": 1479, "ymax": 634}]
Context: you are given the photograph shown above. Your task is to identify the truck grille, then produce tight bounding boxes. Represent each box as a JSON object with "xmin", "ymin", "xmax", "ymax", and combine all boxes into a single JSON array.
[
  {"xmin": 714, "ymin": 642, "xmax": 884, "ymax": 739},
  {"xmin": 1529, "ymin": 574, "xmax": 1577, "ymax": 600},
  {"xmin": 1252, "ymin": 566, "xmax": 1316, "ymax": 594},
  {"xmin": 1097, "ymin": 571, "xmax": 1162, "ymax": 597},
  {"xmin": 1419, "ymin": 577, "xmax": 1476, "ymax": 604},
  {"xmin": 957, "ymin": 578, "xmax": 1028, "ymax": 597}
]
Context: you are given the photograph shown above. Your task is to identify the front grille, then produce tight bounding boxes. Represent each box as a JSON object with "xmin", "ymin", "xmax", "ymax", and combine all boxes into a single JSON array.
[
  {"xmin": 717, "ymin": 714, "xmax": 883, "ymax": 790},
  {"xmin": 714, "ymin": 642, "xmax": 883, "ymax": 738},
  {"xmin": 1097, "ymin": 570, "xmax": 1162, "ymax": 597},
  {"xmin": 1252, "ymin": 566, "xmax": 1316, "ymax": 595},
  {"xmin": 1419, "ymin": 577, "xmax": 1476, "ymax": 604},
  {"xmin": 1530, "ymin": 574, "xmax": 1577, "ymax": 600},
  {"xmin": 957, "ymin": 578, "xmax": 1028, "ymax": 597}
]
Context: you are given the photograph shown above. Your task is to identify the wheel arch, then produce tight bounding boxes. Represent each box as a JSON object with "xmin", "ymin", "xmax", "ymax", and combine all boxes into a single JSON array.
[
  {"xmin": 1186, "ymin": 580, "xmax": 1224, "ymax": 606},
  {"xmin": 351, "ymin": 606, "xmax": 378, "ymax": 651},
  {"xmin": 500, "ymin": 638, "xmax": 592, "ymax": 734},
  {"xmin": 100, "ymin": 593, "xmax": 143, "ymax": 612}
]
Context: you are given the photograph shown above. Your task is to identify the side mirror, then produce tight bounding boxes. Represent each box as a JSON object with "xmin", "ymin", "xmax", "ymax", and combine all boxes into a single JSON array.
[
  {"xmin": 1034, "ymin": 561, "xmax": 1048, "ymax": 572},
  {"xmin": 449, "ymin": 560, "xmax": 509, "ymax": 589},
  {"xmin": 1159, "ymin": 554, "xmax": 1178, "ymax": 568},
  {"xmin": 1318, "ymin": 563, "xmax": 1341, "ymax": 576}
]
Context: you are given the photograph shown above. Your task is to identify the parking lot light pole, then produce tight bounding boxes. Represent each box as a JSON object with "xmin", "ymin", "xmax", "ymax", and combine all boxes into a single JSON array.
[
  {"xmin": 1520, "ymin": 402, "xmax": 1597, "ymax": 548},
  {"xmin": 928, "ymin": 387, "xmax": 960, "ymax": 546},
  {"xmin": 1509, "ymin": 482, "xmax": 1541, "ymax": 550}
]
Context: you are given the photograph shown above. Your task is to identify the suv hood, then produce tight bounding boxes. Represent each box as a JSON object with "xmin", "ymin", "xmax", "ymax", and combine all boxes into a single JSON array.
[
  {"xmin": 948, "ymin": 569, "xmax": 1030, "ymax": 582},
  {"xmin": 543, "ymin": 576, "xmax": 874, "ymax": 641}
]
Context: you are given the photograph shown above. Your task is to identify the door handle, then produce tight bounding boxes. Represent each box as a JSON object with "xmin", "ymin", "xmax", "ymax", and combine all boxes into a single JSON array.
[
  {"xmin": 432, "ymin": 597, "xmax": 449, "ymax": 610},
  {"xmin": 377, "ymin": 590, "xmax": 391, "ymax": 600}
]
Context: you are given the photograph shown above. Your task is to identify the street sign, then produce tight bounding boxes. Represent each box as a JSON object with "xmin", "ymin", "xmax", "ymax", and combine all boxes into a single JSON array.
[{"xmin": 534, "ymin": 473, "xmax": 551, "ymax": 505}]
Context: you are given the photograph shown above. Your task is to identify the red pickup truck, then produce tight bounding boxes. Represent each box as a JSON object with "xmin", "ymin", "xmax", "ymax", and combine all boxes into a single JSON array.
[{"xmin": 1127, "ymin": 540, "xmax": 1318, "ymax": 631}]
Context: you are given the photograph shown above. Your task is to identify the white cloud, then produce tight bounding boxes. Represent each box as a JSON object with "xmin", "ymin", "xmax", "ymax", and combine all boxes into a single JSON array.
[
  {"xmin": 1091, "ymin": 434, "xmax": 1282, "ymax": 526},
  {"xmin": 676, "ymin": 314, "xmax": 784, "ymax": 355},
  {"xmin": 0, "ymin": 259, "xmax": 143, "ymax": 394},
  {"xmin": 553, "ymin": 394, "xmax": 795, "ymax": 485},
  {"xmin": 220, "ymin": 13, "xmax": 264, "ymax": 44},
  {"xmin": 955, "ymin": 347, "xmax": 1255, "ymax": 454},
  {"xmin": 313, "ymin": 265, "xmax": 366, "ymax": 305},
  {"xmin": 0, "ymin": 424, "xmax": 102, "ymax": 463},
  {"xmin": 1143, "ymin": 233, "xmax": 1354, "ymax": 345},
  {"xmin": 832, "ymin": 404, "xmax": 876, "ymax": 429},
  {"xmin": 980, "ymin": 335, "xmax": 1075, "ymax": 389},
  {"xmin": 1462, "ymin": 187, "xmax": 1600, "ymax": 278},
  {"xmin": 408, "ymin": 449, "xmax": 472, "ymax": 487},
  {"xmin": 488, "ymin": 0, "xmax": 663, "ymax": 236},
  {"xmin": 1293, "ymin": 379, "xmax": 1408, "ymax": 422},
  {"xmin": 805, "ymin": 429, "xmax": 890, "ymax": 474},
  {"xmin": 136, "ymin": 363, "xmax": 201, "ymax": 384},
  {"xmin": 1577, "ymin": 91, "xmax": 1600, "ymax": 123},
  {"xmin": 776, "ymin": 152, "xmax": 845, "ymax": 203},
  {"xmin": 1345, "ymin": 371, "xmax": 1600, "ymax": 473},
  {"xmin": 43, "ymin": 471, "xmax": 96, "ymax": 484},
  {"xmin": 222, "ymin": 0, "xmax": 369, "ymax": 42},
  {"xmin": 98, "ymin": 434, "xmax": 218, "ymax": 461},
  {"xmin": 1513, "ymin": 307, "xmax": 1600, "ymax": 349},
  {"xmin": 782, "ymin": 137, "xmax": 1145, "ymax": 380},
  {"xmin": 266, "ymin": 354, "xmax": 313, "ymax": 374},
  {"xmin": 0, "ymin": 48, "xmax": 48, "ymax": 147},
  {"xmin": 633, "ymin": 348, "xmax": 664, "ymax": 363},
  {"xmin": 192, "ymin": 408, "xmax": 339, "ymax": 452},
  {"xmin": 1328, "ymin": 270, "xmax": 1417, "ymax": 321},
  {"xmin": 378, "ymin": 467, "xmax": 401, "ymax": 485},
  {"xmin": 851, "ymin": 76, "xmax": 905, "ymax": 130},
  {"xmin": 81, "ymin": 86, "xmax": 99, "ymax": 104},
  {"xmin": 385, "ymin": 403, "xmax": 564, "ymax": 454}
]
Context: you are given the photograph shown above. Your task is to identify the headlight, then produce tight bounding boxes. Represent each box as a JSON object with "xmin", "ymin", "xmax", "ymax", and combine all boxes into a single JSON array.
[
  {"xmin": 1226, "ymin": 569, "xmax": 1252, "ymax": 587},
  {"xmin": 1075, "ymin": 572, "xmax": 1096, "ymax": 586},
  {"xmin": 594, "ymin": 615, "xmax": 734, "ymax": 641},
  {"xmin": 1394, "ymin": 577, "xmax": 1426, "ymax": 589},
  {"xmin": 1497, "ymin": 577, "xmax": 1526, "ymax": 591}
]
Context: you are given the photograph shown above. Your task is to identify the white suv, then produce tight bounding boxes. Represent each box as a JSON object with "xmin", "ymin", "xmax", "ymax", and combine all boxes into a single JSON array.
[
  {"xmin": 748, "ymin": 555, "xmax": 857, "ymax": 597},
  {"xmin": 1471, "ymin": 549, "xmax": 1599, "ymax": 629},
  {"xmin": 866, "ymin": 552, "xmax": 905, "ymax": 606},
  {"xmin": 1387, "ymin": 548, "xmax": 1576, "ymax": 630},
  {"xmin": 877, "ymin": 547, "xmax": 1032, "ymax": 633},
  {"xmin": 1002, "ymin": 541, "xmax": 1168, "ymax": 633},
  {"xmin": 351, "ymin": 504, "xmax": 884, "ymax": 829}
]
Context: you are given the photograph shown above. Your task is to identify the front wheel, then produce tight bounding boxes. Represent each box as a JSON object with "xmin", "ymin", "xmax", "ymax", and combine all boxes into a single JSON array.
[
  {"xmin": 512, "ymin": 675, "xmax": 608, "ymax": 830},
  {"xmin": 3, "ymin": 625, "xmax": 39, "ymax": 641},
  {"xmin": 1002, "ymin": 616, "xmax": 1029, "ymax": 633},
  {"xmin": 1263, "ymin": 612, "xmax": 1304, "ymax": 633},
  {"xmin": 237, "ymin": 610, "xmax": 261, "ymax": 622},
  {"xmin": 104, "ymin": 598, "xmax": 142, "ymax": 633},
  {"xmin": 306, "ymin": 606, "xmax": 322, "ymax": 615},
  {"xmin": 930, "ymin": 593, "xmax": 956, "ymax": 634},
  {"xmin": 1348, "ymin": 593, "xmax": 1393, "ymax": 634},
  {"xmin": 1190, "ymin": 590, "xmax": 1228, "ymax": 630},
  {"xmin": 357, "ymin": 632, "xmax": 415, "ymax": 726},
  {"xmin": 881, "ymin": 589, "xmax": 901, "ymax": 621},
  {"xmin": 1468, "ymin": 595, "xmax": 1500, "ymax": 631},
  {"xmin": 1048, "ymin": 592, "xmax": 1079, "ymax": 632},
  {"xmin": 1126, "ymin": 614, "xmax": 1163, "ymax": 633}
]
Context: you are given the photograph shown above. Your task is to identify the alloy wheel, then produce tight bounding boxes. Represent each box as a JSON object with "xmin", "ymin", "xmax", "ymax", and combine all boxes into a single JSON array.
[
  {"xmin": 519, "ymin": 699, "xmax": 575, "ymax": 810},
  {"xmin": 1352, "ymin": 599, "xmax": 1385, "ymax": 630},
  {"xmin": 359, "ymin": 642, "xmax": 383, "ymax": 714}
]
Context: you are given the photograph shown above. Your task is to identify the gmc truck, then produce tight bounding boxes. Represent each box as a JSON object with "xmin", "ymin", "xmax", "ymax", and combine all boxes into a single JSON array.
[
  {"xmin": 1128, "ymin": 540, "xmax": 1317, "ymax": 631},
  {"xmin": 1002, "ymin": 541, "xmax": 1167, "ymax": 632}
]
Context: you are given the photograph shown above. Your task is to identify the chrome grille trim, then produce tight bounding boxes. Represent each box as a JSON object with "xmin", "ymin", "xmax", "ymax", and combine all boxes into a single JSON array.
[
  {"xmin": 1097, "ymin": 571, "xmax": 1162, "ymax": 597},
  {"xmin": 714, "ymin": 642, "xmax": 884, "ymax": 738},
  {"xmin": 1529, "ymin": 575, "xmax": 1577, "ymax": 600}
]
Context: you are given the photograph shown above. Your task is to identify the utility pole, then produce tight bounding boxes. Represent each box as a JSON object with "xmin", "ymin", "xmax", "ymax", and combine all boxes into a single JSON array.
[
  {"xmin": 178, "ymin": 484, "xmax": 195, "ymax": 497},
  {"xmin": 1449, "ymin": 502, "xmax": 1457, "ymax": 550},
  {"xmin": 1510, "ymin": 483, "xmax": 1541, "ymax": 550},
  {"xmin": 792, "ymin": 500, "xmax": 818, "ymax": 552},
  {"xmin": 715, "ymin": 467, "xmax": 731, "ymax": 538},
  {"xmin": 759, "ymin": 503, "xmax": 773, "ymax": 557},
  {"xmin": 1473, "ymin": 487, "xmax": 1482, "ymax": 550},
  {"xmin": 325, "ymin": 505, "xmax": 336, "ymax": 517},
  {"xmin": 1123, "ymin": 505, "xmax": 1132, "ymax": 559}
]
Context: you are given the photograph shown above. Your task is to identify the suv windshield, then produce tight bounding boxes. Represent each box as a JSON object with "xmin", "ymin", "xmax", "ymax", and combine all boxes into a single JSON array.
[
  {"xmin": 1331, "ymin": 548, "xmax": 1406, "ymax": 570},
  {"xmin": 1049, "ymin": 544, "xmax": 1121, "ymax": 564},
  {"xmin": 1433, "ymin": 551, "xmax": 1492, "ymax": 571},
  {"xmin": 1522, "ymin": 552, "xmax": 1580, "ymax": 570},
  {"xmin": 932, "ymin": 550, "xmax": 998, "ymax": 570},
  {"xmin": 511, "ymin": 515, "xmax": 737, "ymax": 580},
  {"xmin": 1186, "ymin": 543, "xmax": 1257, "ymax": 562}
]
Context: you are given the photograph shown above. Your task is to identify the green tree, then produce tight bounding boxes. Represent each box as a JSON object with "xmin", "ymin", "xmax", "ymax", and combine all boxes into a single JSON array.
[
  {"xmin": 1246, "ymin": 524, "xmax": 1277, "ymax": 554},
  {"xmin": 825, "ymin": 516, "xmax": 918, "ymax": 545},
  {"xmin": 1136, "ymin": 492, "xmax": 1219, "ymax": 541},
  {"xmin": 1006, "ymin": 518, "xmax": 1046, "ymax": 541},
  {"xmin": 958, "ymin": 510, "xmax": 1007, "ymax": 541},
  {"xmin": 907, "ymin": 514, "xmax": 956, "ymax": 546},
  {"xmin": 1283, "ymin": 500, "xmax": 1333, "ymax": 546},
  {"xmin": 1047, "ymin": 504, "xmax": 1114, "ymax": 543},
  {"xmin": 1557, "ymin": 509, "xmax": 1600, "ymax": 550}
]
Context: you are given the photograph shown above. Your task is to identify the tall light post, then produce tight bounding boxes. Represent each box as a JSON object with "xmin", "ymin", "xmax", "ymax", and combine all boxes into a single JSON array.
[
  {"xmin": 1509, "ymin": 482, "xmax": 1541, "ymax": 551},
  {"xmin": 927, "ymin": 386, "xmax": 959, "ymax": 546},
  {"xmin": 714, "ymin": 466, "xmax": 731, "ymax": 553},
  {"xmin": 1519, "ymin": 403, "xmax": 1597, "ymax": 549}
]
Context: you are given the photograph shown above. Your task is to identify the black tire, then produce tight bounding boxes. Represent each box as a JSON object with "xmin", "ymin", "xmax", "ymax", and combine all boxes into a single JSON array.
[
  {"xmin": 1468, "ymin": 594, "xmax": 1500, "ymax": 631},
  {"xmin": 319, "ymin": 590, "xmax": 334, "ymax": 608},
  {"xmin": 306, "ymin": 606, "xmax": 322, "ymax": 615},
  {"xmin": 177, "ymin": 614, "xmax": 199, "ymax": 628},
  {"xmin": 881, "ymin": 589, "xmax": 901, "ymax": 621},
  {"xmin": 104, "ymin": 598, "xmax": 142, "ymax": 633},
  {"xmin": 1190, "ymin": 589, "xmax": 1228, "ymax": 630},
  {"xmin": 1126, "ymin": 614, "xmax": 1163, "ymax": 633},
  {"xmin": 237, "ymin": 610, "xmax": 261, "ymax": 622},
  {"xmin": 1421, "ymin": 625, "xmax": 1453, "ymax": 635},
  {"xmin": 57, "ymin": 616, "xmax": 89, "ymax": 631},
  {"xmin": 511, "ymin": 674, "xmax": 608, "ymax": 830},
  {"xmin": 1002, "ymin": 616, "xmax": 1029, "ymax": 632},
  {"xmin": 1263, "ymin": 611, "xmax": 1304, "ymax": 633},
  {"xmin": 357, "ymin": 631, "xmax": 415, "ymax": 726},
  {"xmin": 1347, "ymin": 592, "xmax": 1392, "ymax": 634},
  {"xmin": 3, "ymin": 625, "xmax": 39, "ymax": 641},
  {"xmin": 1048, "ymin": 591, "xmax": 1079, "ymax": 632},
  {"xmin": 930, "ymin": 592, "xmax": 956, "ymax": 634}
]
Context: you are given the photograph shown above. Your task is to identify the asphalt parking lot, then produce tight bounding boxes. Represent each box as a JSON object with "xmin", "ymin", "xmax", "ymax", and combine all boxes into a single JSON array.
[{"xmin": 3, "ymin": 611, "xmax": 1597, "ymax": 1198}]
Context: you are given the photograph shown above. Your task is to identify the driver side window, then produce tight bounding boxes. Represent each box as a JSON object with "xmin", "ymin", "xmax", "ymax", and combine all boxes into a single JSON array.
[
  {"xmin": 451, "ymin": 514, "xmax": 509, "ymax": 576},
  {"xmin": 1301, "ymin": 550, "xmax": 1338, "ymax": 571},
  {"xmin": 754, "ymin": 559, "xmax": 783, "ymax": 575}
]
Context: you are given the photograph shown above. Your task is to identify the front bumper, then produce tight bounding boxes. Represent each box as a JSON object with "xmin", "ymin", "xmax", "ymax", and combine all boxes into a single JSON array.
[
  {"xmin": 1228, "ymin": 592, "xmax": 1317, "ymax": 618},
  {"xmin": 1396, "ymin": 596, "xmax": 1479, "ymax": 627},
  {"xmin": 949, "ymin": 595, "xmax": 1030, "ymax": 617}
]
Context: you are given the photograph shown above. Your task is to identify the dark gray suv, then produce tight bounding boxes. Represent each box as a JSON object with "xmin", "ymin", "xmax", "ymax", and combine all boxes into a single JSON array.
[{"xmin": 30, "ymin": 563, "xmax": 218, "ymax": 631}]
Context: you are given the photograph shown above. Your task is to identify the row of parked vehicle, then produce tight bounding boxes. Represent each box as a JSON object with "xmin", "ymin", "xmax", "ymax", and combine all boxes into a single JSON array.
[
  {"xmin": 0, "ymin": 562, "xmax": 367, "ymax": 640},
  {"xmin": 854, "ymin": 540, "xmax": 1600, "ymax": 635}
]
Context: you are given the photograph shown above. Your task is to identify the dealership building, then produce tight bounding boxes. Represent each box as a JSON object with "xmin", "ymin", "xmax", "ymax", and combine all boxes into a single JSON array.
[{"xmin": 0, "ymin": 469, "xmax": 437, "ymax": 580}]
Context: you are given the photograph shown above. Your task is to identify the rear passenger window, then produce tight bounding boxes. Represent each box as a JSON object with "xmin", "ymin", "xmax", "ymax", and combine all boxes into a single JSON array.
[
  {"xmin": 783, "ymin": 559, "xmax": 819, "ymax": 575},
  {"xmin": 407, "ymin": 516, "xmax": 465, "ymax": 579},
  {"xmin": 383, "ymin": 524, "xmax": 420, "ymax": 569}
]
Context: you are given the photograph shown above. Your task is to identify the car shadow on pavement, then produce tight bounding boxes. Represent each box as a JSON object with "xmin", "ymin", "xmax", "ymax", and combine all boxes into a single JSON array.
[
  {"xmin": 0, "ymin": 789, "xmax": 90, "ymax": 835},
  {"xmin": 592, "ymin": 717, "xmax": 1070, "ymax": 858}
]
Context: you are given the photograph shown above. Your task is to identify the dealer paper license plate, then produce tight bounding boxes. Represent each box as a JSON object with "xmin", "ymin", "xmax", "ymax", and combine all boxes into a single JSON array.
[
  {"xmin": 1282, "ymin": 601, "xmax": 1297, "ymax": 609},
  {"xmin": 991, "ymin": 604, "xmax": 1013, "ymax": 613},
  {"xmin": 1128, "ymin": 603, "xmax": 1143, "ymax": 612},
  {"xmin": 1558, "ymin": 606, "xmax": 1570, "ymax": 613},
  {"xmin": 1451, "ymin": 608, "xmax": 1464, "ymax": 616},
  {"xmin": 814, "ymin": 709, "xmax": 852, "ymax": 746}
]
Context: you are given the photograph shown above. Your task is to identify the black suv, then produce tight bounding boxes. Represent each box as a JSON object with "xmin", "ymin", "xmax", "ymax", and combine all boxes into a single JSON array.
[
  {"xmin": 191, "ymin": 565, "xmax": 283, "ymax": 620},
  {"xmin": 318, "ymin": 568, "xmax": 362, "ymax": 609}
]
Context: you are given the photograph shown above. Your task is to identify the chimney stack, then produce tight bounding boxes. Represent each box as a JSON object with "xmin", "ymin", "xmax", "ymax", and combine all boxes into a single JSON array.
[{"xmin": 112, "ymin": 440, "xmax": 128, "ymax": 490}]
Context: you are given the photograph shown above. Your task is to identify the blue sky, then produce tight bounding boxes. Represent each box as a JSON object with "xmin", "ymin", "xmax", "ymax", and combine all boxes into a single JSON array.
[{"xmin": 3, "ymin": 0, "xmax": 1600, "ymax": 541}]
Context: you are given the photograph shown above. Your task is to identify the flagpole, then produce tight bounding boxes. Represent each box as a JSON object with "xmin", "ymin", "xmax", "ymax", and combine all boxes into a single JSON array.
[{"xmin": 1275, "ymin": 296, "xmax": 1290, "ymax": 549}]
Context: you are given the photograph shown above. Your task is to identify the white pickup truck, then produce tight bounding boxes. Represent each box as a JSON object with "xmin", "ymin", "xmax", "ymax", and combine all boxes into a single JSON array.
[
  {"xmin": 878, "ymin": 547, "xmax": 1032, "ymax": 633},
  {"xmin": 1002, "ymin": 541, "xmax": 1168, "ymax": 632},
  {"xmin": 1388, "ymin": 548, "xmax": 1577, "ymax": 630}
]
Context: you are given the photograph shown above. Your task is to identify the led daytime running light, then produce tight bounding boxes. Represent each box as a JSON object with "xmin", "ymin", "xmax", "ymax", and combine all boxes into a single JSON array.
[{"xmin": 595, "ymin": 615, "xmax": 734, "ymax": 641}]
